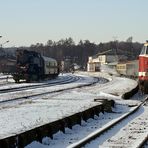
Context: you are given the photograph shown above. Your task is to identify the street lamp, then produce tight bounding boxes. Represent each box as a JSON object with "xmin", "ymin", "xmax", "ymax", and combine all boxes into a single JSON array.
[
  {"xmin": 0, "ymin": 40, "xmax": 9, "ymax": 48},
  {"xmin": 4, "ymin": 40, "xmax": 9, "ymax": 44}
]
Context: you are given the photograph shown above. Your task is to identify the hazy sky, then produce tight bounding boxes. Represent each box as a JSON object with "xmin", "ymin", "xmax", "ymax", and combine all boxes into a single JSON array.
[{"xmin": 0, "ymin": 0, "xmax": 148, "ymax": 47}]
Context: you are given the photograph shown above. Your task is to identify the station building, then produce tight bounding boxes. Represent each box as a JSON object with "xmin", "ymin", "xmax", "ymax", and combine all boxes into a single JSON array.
[{"xmin": 87, "ymin": 54, "xmax": 119, "ymax": 72}]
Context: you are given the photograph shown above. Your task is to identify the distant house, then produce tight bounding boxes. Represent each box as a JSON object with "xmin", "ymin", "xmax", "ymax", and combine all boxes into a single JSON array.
[
  {"xmin": 87, "ymin": 54, "xmax": 119, "ymax": 72},
  {"xmin": 0, "ymin": 58, "xmax": 16, "ymax": 73},
  {"xmin": 97, "ymin": 55, "xmax": 118, "ymax": 64},
  {"xmin": 87, "ymin": 56, "xmax": 101, "ymax": 72}
]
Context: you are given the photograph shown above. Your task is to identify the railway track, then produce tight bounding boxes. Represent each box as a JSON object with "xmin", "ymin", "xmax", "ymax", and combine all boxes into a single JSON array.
[
  {"xmin": 0, "ymin": 73, "xmax": 140, "ymax": 148},
  {"xmin": 0, "ymin": 74, "xmax": 80, "ymax": 94},
  {"xmin": 0, "ymin": 74, "xmax": 109, "ymax": 148},
  {"xmin": 137, "ymin": 137, "xmax": 148, "ymax": 148},
  {"xmin": 68, "ymin": 97, "xmax": 148, "ymax": 148},
  {"xmin": 0, "ymin": 74, "xmax": 99, "ymax": 105},
  {"xmin": 0, "ymin": 81, "xmax": 13, "ymax": 86},
  {"xmin": 136, "ymin": 100, "xmax": 148, "ymax": 148},
  {"xmin": 0, "ymin": 75, "xmax": 14, "ymax": 86},
  {"xmin": 0, "ymin": 75, "xmax": 12, "ymax": 80}
]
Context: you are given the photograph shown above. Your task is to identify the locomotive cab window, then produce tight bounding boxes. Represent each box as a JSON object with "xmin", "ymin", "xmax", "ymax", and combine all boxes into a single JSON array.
[
  {"xmin": 146, "ymin": 46, "xmax": 148, "ymax": 54},
  {"xmin": 140, "ymin": 46, "xmax": 148, "ymax": 55}
]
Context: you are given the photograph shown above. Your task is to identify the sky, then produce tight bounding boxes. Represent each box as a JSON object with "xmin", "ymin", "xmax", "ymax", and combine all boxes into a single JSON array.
[{"xmin": 0, "ymin": 0, "xmax": 148, "ymax": 47}]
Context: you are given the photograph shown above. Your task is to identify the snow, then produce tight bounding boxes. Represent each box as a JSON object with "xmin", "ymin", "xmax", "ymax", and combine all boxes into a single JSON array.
[
  {"xmin": 100, "ymin": 64, "xmax": 119, "ymax": 76},
  {"xmin": 0, "ymin": 74, "xmax": 101, "ymax": 138},
  {"xmin": 76, "ymin": 72, "xmax": 137, "ymax": 97},
  {"xmin": 26, "ymin": 101, "xmax": 140, "ymax": 148},
  {"xmin": 0, "ymin": 65, "xmax": 139, "ymax": 147},
  {"xmin": 85, "ymin": 105, "xmax": 148, "ymax": 148}
]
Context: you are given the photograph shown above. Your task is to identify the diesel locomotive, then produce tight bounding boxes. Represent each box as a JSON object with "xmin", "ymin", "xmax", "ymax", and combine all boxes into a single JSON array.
[
  {"xmin": 139, "ymin": 41, "xmax": 148, "ymax": 93},
  {"xmin": 13, "ymin": 50, "xmax": 59, "ymax": 82}
]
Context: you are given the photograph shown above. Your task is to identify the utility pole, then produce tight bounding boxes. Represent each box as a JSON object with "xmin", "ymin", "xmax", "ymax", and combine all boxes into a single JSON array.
[
  {"xmin": 0, "ymin": 36, "xmax": 2, "ymax": 49},
  {"xmin": 112, "ymin": 36, "xmax": 118, "ymax": 61},
  {"xmin": 0, "ymin": 40, "xmax": 9, "ymax": 57},
  {"xmin": 113, "ymin": 36, "xmax": 118, "ymax": 52}
]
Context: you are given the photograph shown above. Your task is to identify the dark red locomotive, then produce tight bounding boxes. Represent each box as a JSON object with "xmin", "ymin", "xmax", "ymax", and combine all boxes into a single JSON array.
[{"xmin": 139, "ymin": 41, "xmax": 148, "ymax": 93}]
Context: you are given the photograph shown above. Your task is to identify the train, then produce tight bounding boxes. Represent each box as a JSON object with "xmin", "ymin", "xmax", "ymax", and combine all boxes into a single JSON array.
[
  {"xmin": 116, "ymin": 60, "xmax": 138, "ymax": 78},
  {"xmin": 12, "ymin": 50, "xmax": 59, "ymax": 82},
  {"xmin": 116, "ymin": 41, "xmax": 148, "ymax": 94},
  {"xmin": 13, "ymin": 49, "xmax": 60, "ymax": 82},
  {"xmin": 138, "ymin": 41, "xmax": 148, "ymax": 93}
]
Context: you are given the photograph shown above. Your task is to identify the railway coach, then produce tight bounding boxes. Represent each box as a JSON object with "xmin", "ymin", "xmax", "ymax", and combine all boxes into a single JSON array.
[
  {"xmin": 13, "ymin": 50, "xmax": 59, "ymax": 82},
  {"xmin": 139, "ymin": 41, "xmax": 148, "ymax": 93},
  {"xmin": 116, "ymin": 60, "xmax": 138, "ymax": 78}
]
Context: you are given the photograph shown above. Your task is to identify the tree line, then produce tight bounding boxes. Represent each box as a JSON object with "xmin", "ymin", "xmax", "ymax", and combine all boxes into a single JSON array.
[{"xmin": 1, "ymin": 37, "xmax": 143, "ymax": 68}]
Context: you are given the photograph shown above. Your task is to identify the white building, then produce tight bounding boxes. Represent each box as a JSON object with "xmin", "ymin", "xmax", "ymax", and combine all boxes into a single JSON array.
[
  {"xmin": 87, "ymin": 54, "xmax": 118, "ymax": 72},
  {"xmin": 87, "ymin": 56, "xmax": 100, "ymax": 72}
]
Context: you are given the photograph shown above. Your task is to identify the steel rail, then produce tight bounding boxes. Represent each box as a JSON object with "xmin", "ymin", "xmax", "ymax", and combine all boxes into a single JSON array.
[
  {"xmin": 0, "ymin": 76, "xmax": 99, "ymax": 105},
  {"xmin": 0, "ymin": 75, "xmax": 78, "ymax": 93},
  {"xmin": 136, "ymin": 98, "xmax": 148, "ymax": 148},
  {"xmin": 136, "ymin": 135, "xmax": 148, "ymax": 148},
  {"xmin": 68, "ymin": 96, "xmax": 148, "ymax": 148}
]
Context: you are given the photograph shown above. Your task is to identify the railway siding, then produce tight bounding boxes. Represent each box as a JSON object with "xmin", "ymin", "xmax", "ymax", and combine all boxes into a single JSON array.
[
  {"xmin": 0, "ymin": 100, "xmax": 114, "ymax": 148},
  {"xmin": 0, "ymin": 72, "xmax": 138, "ymax": 148}
]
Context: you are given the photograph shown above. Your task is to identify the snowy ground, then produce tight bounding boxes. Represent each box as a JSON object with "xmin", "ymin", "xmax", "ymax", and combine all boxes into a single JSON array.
[
  {"xmin": 0, "ymin": 74, "xmax": 100, "ymax": 103},
  {"xmin": 0, "ymin": 74, "xmax": 100, "ymax": 138},
  {"xmin": 26, "ymin": 99, "xmax": 142, "ymax": 148},
  {"xmin": 0, "ymin": 65, "xmax": 139, "ymax": 147},
  {"xmin": 85, "ymin": 104, "xmax": 148, "ymax": 148},
  {"xmin": 25, "ymin": 66, "xmax": 139, "ymax": 148}
]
